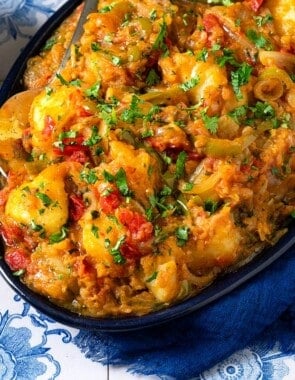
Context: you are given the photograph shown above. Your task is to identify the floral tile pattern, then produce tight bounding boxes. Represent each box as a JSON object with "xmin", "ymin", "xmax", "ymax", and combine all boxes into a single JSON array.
[
  {"xmin": 0, "ymin": 1, "xmax": 295, "ymax": 379},
  {"xmin": 0, "ymin": 0, "xmax": 66, "ymax": 81}
]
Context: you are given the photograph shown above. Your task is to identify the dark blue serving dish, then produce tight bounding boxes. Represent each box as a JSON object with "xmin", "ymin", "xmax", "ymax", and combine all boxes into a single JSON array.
[{"xmin": 0, "ymin": 0, "xmax": 295, "ymax": 332}]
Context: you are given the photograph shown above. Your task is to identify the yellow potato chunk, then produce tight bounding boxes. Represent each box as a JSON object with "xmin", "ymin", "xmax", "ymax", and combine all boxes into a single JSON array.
[
  {"xmin": 191, "ymin": 206, "xmax": 242, "ymax": 272},
  {"xmin": 5, "ymin": 163, "xmax": 69, "ymax": 234},
  {"xmin": 159, "ymin": 52, "xmax": 228, "ymax": 104},
  {"xmin": 108, "ymin": 140, "xmax": 161, "ymax": 204},
  {"xmin": 266, "ymin": 0, "xmax": 295, "ymax": 36},
  {"xmin": 142, "ymin": 256, "xmax": 180, "ymax": 303},
  {"xmin": 26, "ymin": 240, "xmax": 77, "ymax": 302},
  {"xmin": 29, "ymin": 86, "xmax": 83, "ymax": 153},
  {"xmin": 81, "ymin": 213, "xmax": 123, "ymax": 274}
]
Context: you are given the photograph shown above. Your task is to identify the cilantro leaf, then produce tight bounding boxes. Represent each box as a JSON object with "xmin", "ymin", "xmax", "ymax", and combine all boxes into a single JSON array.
[
  {"xmin": 49, "ymin": 226, "xmax": 68, "ymax": 244},
  {"xmin": 115, "ymin": 168, "xmax": 132, "ymax": 197},
  {"xmin": 83, "ymin": 126, "xmax": 101, "ymax": 146},
  {"xmin": 175, "ymin": 226, "xmax": 190, "ymax": 247},
  {"xmin": 179, "ymin": 76, "xmax": 200, "ymax": 92},
  {"xmin": 84, "ymin": 82, "xmax": 101, "ymax": 99},
  {"xmin": 153, "ymin": 19, "xmax": 168, "ymax": 53},
  {"xmin": 146, "ymin": 69, "xmax": 161, "ymax": 86},
  {"xmin": 246, "ymin": 29, "xmax": 272, "ymax": 50},
  {"xmin": 120, "ymin": 95, "xmax": 143, "ymax": 123},
  {"xmin": 56, "ymin": 73, "xmax": 81, "ymax": 87},
  {"xmin": 175, "ymin": 151, "xmax": 187, "ymax": 179},
  {"xmin": 201, "ymin": 112, "xmax": 219, "ymax": 134},
  {"xmin": 36, "ymin": 192, "xmax": 53, "ymax": 207},
  {"xmin": 42, "ymin": 36, "xmax": 57, "ymax": 52},
  {"xmin": 109, "ymin": 236, "xmax": 126, "ymax": 264},
  {"xmin": 251, "ymin": 101, "xmax": 275, "ymax": 119},
  {"xmin": 231, "ymin": 63, "xmax": 253, "ymax": 99},
  {"xmin": 80, "ymin": 168, "xmax": 98, "ymax": 184}
]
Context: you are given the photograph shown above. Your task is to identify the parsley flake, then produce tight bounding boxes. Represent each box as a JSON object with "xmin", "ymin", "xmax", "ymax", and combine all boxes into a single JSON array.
[
  {"xmin": 175, "ymin": 151, "xmax": 187, "ymax": 179},
  {"xmin": 49, "ymin": 226, "xmax": 68, "ymax": 244},
  {"xmin": 231, "ymin": 63, "xmax": 253, "ymax": 99},
  {"xmin": 201, "ymin": 112, "xmax": 219, "ymax": 134},
  {"xmin": 179, "ymin": 76, "xmax": 200, "ymax": 92}
]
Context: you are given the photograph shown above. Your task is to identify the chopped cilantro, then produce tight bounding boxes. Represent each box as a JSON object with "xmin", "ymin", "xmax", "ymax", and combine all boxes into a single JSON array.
[
  {"xmin": 111, "ymin": 55, "xmax": 122, "ymax": 66},
  {"xmin": 175, "ymin": 151, "xmax": 187, "ymax": 179},
  {"xmin": 146, "ymin": 69, "xmax": 161, "ymax": 86},
  {"xmin": 103, "ymin": 170, "xmax": 115, "ymax": 182},
  {"xmin": 103, "ymin": 168, "xmax": 132, "ymax": 197},
  {"xmin": 179, "ymin": 76, "xmax": 200, "ymax": 92},
  {"xmin": 254, "ymin": 14, "xmax": 273, "ymax": 27},
  {"xmin": 91, "ymin": 225, "xmax": 99, "ymax": 238},
  {"xmin": 99, "ymin": 5, "xmax": 113, "ymax": 13},
  {"xmin": 56, "ymin": 73, "xmax": 81, "ymax": 87},
  {"xmin": 83, "ymin": 126, "xmax": 101, "ymax": 146},
  {"xmin": 153, "ymin": 19, "xmax": 168, "ymax": 53},
  {"xmin": 84, "ymin": 82, "xmax": 101, "ymax": 99},
  {"xmin": 251, "ymin": 101, "xmax": 275, "ymax": 119},
  {"xmin": 98, "ymin": 98, "xmax": 118, "ymax": 126},
  {"xmin": 183, "ymin": 182, "xmax": 194, "ymax": 191},
  {"xmin": 217, "ymin": 48, "xmax": 239, "ymax": 67},
  {"xmin": 231, "ymin": 63, "xmax": 253, "ymax": 99},
  {"xmin": 175, "ymin": 226, "xmax": 190, "ymax": 247},
  {"xmin": 204, "ymin": 199, "xmax": 219, "ymax": 214},
  {"xmin": 196, "ymin": 48, "xmax": 209, "ymax": 62},
  {"xmin": 121, "ymin": 95, "xmax": 143, "ymax": 123},
  {"xmin": 42, "ymin": 36, "xmax": 57, "ymax": 51},
  {"xmin": 13, "ymin": 269, "xmax": 25, "ymax": 277},
  {"xmin": 45, "ymin": 87, "xmax": 53, "ymax": 96},
  {"xmin": 115, "ymin": 168, "xmax": 132, "ymax": 197},
  {"xmin": 201, "ymin": 112, "xmax": 219, "ymax": 134},
  {"xmin": 145, "ymin": 105, "xmax": 161, "ymax": 122},
  {"xmin": 149, "ymin": 9, "xmax": 157, "ymax": 21},
  {"xmin": 36, "ymin": 192, "xmax": 53, "ymax": 207},
  {"xmin": 228, "ymin": 105, "xmax": 248, "ymax": 123},
  {"xmin": 246, "ymin": 29, "xmax": 272, "ymax": 50},
  {"xmin": 109, "ymin": 236, "xmax": 126, "ymax": 264},
  {"xmin": 146, "ymin": 271, "xmax": 158, "ymax": 283},
  {"xmin": 91, "ymin": 42, "xmax": 101, "ymax": 51},
  {"xmin": 80, "ymin": 168, "xmax": 98, "ymax": 184},
  {"xmin": 141, "ymin": 129, "xmax": 154, "ymax": 138},
  {"xmin": 49, "ymin": 226, "xmax": 68, "ymax": 244},
  {"xmin": 29, "ymin": 220, "xmax": 44, "ymax": 232}
]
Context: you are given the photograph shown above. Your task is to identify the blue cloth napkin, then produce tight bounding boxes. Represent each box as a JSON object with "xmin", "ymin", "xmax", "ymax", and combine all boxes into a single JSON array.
[{"xmin": 74, "ymin": 247, "xmax": 295, "ymax": 379}]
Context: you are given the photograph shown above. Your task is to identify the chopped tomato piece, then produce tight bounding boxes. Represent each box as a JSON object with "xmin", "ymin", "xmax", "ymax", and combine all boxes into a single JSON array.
[
  {"xmin": 43, "ymin": 115, "xmax": 55, "ymax": 137},
  {"xmin": 1, "ymin": 224, "xmax": 23, "ymax": 245},
  {"xmin": 100, "ymin": 189, "xmax": 121, "ymax": 214},
  {"xmin": 78, "ymin": 106, "xmax": 93, "ymax": 117},
  {"xmin": 53, "ymin": 145, "xmax": 90, "ymax": 164},
  {"xmin": 118, "ymin": 208, "xmax": 153, "ymax": 242},
  {"xmin": 76, "ymin": 258, "xmax": 96, "ymax": 278},
  {"xmin": 250, "ymin": 0, "xmax": 264, "ymax": 12},
  {"xmin": 69, "ymin": 194, "xmax": 85, "ymax": 222},
  {"xmin": 120, "ymin": 242, "xmax": 141, "ymax": 260},
  {"xmin": 5, "ymin": 247, "xmax": 30, "ymax": 271},
  {"xmin": 203, "ymin": 13, "xmax": 224, "ymax": 47}
]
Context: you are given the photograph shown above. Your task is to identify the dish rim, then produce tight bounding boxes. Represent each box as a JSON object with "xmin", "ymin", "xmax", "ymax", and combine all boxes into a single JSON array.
[{"xmin": 0, "ymin": 0, "xmax": 295, "ymax": 332}]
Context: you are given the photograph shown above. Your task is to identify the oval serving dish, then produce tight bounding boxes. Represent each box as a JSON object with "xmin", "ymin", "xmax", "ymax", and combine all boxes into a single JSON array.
[{"xmin": 0, "ymin": 0, "xmax": 295, "ymax": 332}]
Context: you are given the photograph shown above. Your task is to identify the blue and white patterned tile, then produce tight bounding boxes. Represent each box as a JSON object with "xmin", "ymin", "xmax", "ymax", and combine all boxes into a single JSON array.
[
  {"xmin": 0, "ymin": 0, "xmax": 68, "ymax": 81},
  {"xmin": 0, "ymin": 275, "xmax": 107, "ymax": 379},
  {"xmin": 0, "ymin": 1, "xmax": 295, "ymax": 379}
]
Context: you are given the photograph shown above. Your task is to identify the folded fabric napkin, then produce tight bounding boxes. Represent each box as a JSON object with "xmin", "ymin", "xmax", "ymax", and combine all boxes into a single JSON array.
[{"xmin": 74, "ymin": 247, "xmax": 295, "ymax": 379}]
